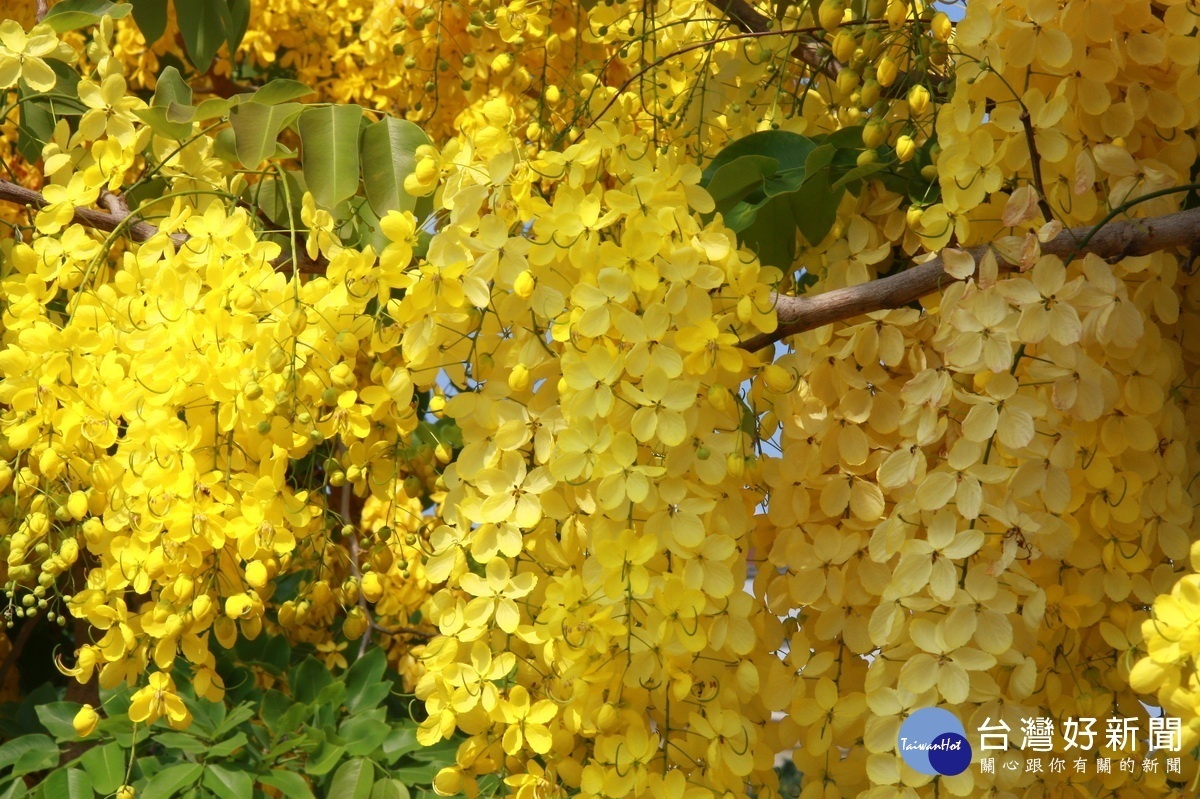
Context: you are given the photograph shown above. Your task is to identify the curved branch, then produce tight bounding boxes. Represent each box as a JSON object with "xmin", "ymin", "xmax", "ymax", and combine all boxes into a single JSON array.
[
  {"xmin": 710, "ymin": 0, "xmax": 843, "ymax": 80},
  {"xmin": 0, "ymin": 179, "xmax": 164, "ymax": 241},
  {"xmin": 0, "ymin": 178, "xmax": 325, "ymax": 274},
  {"xmin": 739, "ymin": 206, "xmax": 1200, "ymax": 351}
]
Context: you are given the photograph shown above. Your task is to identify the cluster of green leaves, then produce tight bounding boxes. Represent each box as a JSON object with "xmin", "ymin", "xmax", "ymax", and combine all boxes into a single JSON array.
[
  {"xmin": 129, "ymin": 0, "xmax": 251, "ymax": 73},
  {"xmin": 16, "ymin": 1, "xmax": 434, "ymax": 261},
  {"xmin": 0, "ymin": 641, "xmax": 459, "ymax": 799},
  {"xmin": 700, "ymin": 126, "xmax": 939, "ymax": 272}
]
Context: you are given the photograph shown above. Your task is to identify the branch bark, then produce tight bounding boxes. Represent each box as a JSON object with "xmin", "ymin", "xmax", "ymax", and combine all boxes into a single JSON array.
[
  {"xmin": 711, "ymin": 0, "xmax": 844, "ymax": 80},
  {"xmin": 0, "ymin": 179, "xmax": 164, "ymax": 242},
  {"xmin": 738, "ymin": 206, "xmax": 1200, "ymax": 351},
  {"xmin": 0, "ymin": 178, "xmax": 325, "ymax": 274}
]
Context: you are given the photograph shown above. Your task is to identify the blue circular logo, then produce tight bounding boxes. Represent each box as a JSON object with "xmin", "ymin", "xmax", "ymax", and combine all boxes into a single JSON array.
[{"xmin": 897, "ymin": 708, "xmax": 973, "ymax": 776}]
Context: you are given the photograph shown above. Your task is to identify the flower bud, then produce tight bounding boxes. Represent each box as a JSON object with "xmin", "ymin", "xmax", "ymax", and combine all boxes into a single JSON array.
[
  {"xmin": 931, "ymin": 11, "xmax": 952, "ymax": 41},
  {"xmin": 907, "ymin": 84, "xmax": 930, "ymax": 116},
  {"xmin": 513, "ymin": 270, "xmax": 536, "ymax": 298},
  {"xmin": 73, "ymin": 704, "xmax": 99, "ymax": 737},
  {"xmin": 876, "ymin": 56, "xmax": 898, "ymax": 87}
]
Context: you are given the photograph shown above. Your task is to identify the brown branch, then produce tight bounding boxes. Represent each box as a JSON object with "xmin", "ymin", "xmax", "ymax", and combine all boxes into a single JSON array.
[
  {"xmin": 711, "ymin": 0, "xmax": 772, "ymax": 33},
  {"xmin": 0, "ymin": 178, "xmax": 326, "ymax": 274},
  {"xmin": 709, "ymin": 0, "xmax": 844, "ymax": 80},
  {"xmin": 0, "ymin": 179, "xmax": 162, "ymax": 241},
  {"xmin": 739, "ymin": 205, "xmax": 1200, "ymax": 351},
  {"xmin": 36, "ymin": 0, "xmax": 49, "ymax": 22}
]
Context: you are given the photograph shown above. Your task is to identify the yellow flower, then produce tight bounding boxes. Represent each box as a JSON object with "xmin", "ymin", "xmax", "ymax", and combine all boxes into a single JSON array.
[
  {"xmin": 0, "ymin": 20, "xmax": 63, "ymax": 92},
  {"xmin": 128, "ymin": 672, "xmax": 190, "ymax": 729}
]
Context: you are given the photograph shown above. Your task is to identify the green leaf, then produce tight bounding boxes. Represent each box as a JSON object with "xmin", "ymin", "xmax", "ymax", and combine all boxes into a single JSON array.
[
  {"xmin": 0, "ymin": 735, "xmax": 55, "ymax": 773},
  {"xmin": 290, "ymin": 657, "xmax": 333, "ymax": 706},
  {"xmin": 722, "ymin": 194, "xmax": 772, "ymax": 234},
  {"xmin": 0, "ymin": 778, "xmax": 26, "ymax": 799},
  {"xmin": 41, "ymin": 769, "xmax": 93, "ymax": 799},
  {"xmin": 35, "ymin": 703, "xmax": 83, "ymax": 741},
  {"xmin": 704, "ymin": 154, "xmax": 778, "ymax": 210},
  {"xmin": 201, "ymin": 765, "xmax": 253, "ymax": 799},
  {"xmin": 371, "ymin": 780, "xmax": 411, "ymax": 799},
  {"xmin": 261, "ymin": 635, "xmax": 292, "ymax": 672},
  {"xmin": 339, "ymin": 714, "xmax": 389, "ymax": 757},
  {"xmin": 212, "ymin": 703, "xmax": 256, "ymax": 739},
  {"xmin": 42, "ymin": 0, "xmax": 132, "ymax": 32},
  {"xmin": 131, "ymin": 0, "xmax": 169, "ymax": 44},
  {"xmin": 345, "ymin": 649, "xmax": 385, "ymax": 703},
  {"xmin": 207, "ymin": 732, "xmax": 248, "ymax": 759},
  {"xmin": 804, "ymin": 144, "xmax": 836, "ymax": 177},
  {"xmin": 379, "ymin": 726, "xmax": 420, "ymax": 763},
  {"xmin": 212, "ymin": 126, "xmax": 239, "ymax": 163},
  {"xmin": 831, "ymin": 159, "xmax": 888, "ymax": 191},
  {"xmin": 788, "ymin": 170, "xmax": 844, "ymax": 247},
  {"xmin": 194, "ymin": 97, "xmax": 231, "ymax": 121},
  {"xmin": 133, "ymin": 106, "xmax": 193, "ymax": 140},
  {"xmin": 258, "ymin": 690, "xmax": 296, "ymax": 735},
  {"xmin": 80, "ymin": 743, "xmax": 123, "ymax": 795},
  {"xmin": 304, "ymin": 742, "xmax": 344, "ymax": 777},
  {"xmin": 151, "ymin": 733, "xmax": 209, "ymax": 754},
  {"xmin": 141, "ymin": 763, "xmax": 202, "ymax": 799},
  {"xmin": 329, "ymin": 759, "xmax": 374, "ymax": 799},
  {"xmin": 298, "ymin": 105, "xmax": 363, "ymax": 210},
  {"xmin": 227, "ymin": 0, "xmax": 252, "ymax": 54},
  {"xmin": 175, "ymin": 0, "xmax": 226, "ymax": 73},
  {"xmin": 702, "ymin": 130, "xmax": 816, "ymax": 184},
  {"xmin": 739, "ymin": 198, "xmax": 798, "ymax": 271},
  {"xmin": 251, "ymin": 80, "xmax": 314, "ymax": 105},
  {"xmin": 98, "ymin": 686, "xmax": 133, "ymax": 717},
  {"xmin": 229, "ymin": 101, "xmax": 303, "ymax": 167},
  {"xmin": 153, "ymin": 67, "xmax": 193, "ymax": 108},
  {"xmin": 360, "ymin": 116, "xmax": 430, "ymax": 217},
  {"xmin": 386, "ymin": 765, "xmax": 438, "ymax": 784},
  {"xmin": 259, "ymin": 771, "xmax": 314, "ymax": 799},
  {"xmin": 16, "ymin": 87, "xmax": 57, "ymax": 163},
  {"xmin": 821, "ymin": 125, "xmax": 865, "ymax": 149},
  {"xmin": 762, "ymin": 167, "xmax": 809, "ymax": 199},
  {"xmin": 11, "ymin": 737, "xmax": 58, "ymax": 777},
  {"xmin": 94, "ymin": 717, "xmax": 149, "ymax": 750}
]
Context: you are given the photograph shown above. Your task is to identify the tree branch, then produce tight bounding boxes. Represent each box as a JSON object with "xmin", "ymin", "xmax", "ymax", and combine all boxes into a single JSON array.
[
  {"xmin": 0, "ymin": 178, "xmax": 326, "ymax": 274},
  {"xmin": 710, "ymin": 0, "xmax": 844, "ymax": 80},
  {"xmin": 0, "ymin": 179, "xmax": 163, "ymax": 242},
  {"xmin": 36, "ymin": 0, "xmax": 49, "ymax": 22},
  {"xmin": 739, "ymin": 206, "xmax": 1200, "ymax": 351},
  {"xmin": 711, "ymin": 0, "xmax": 772, "ymax": 33}
]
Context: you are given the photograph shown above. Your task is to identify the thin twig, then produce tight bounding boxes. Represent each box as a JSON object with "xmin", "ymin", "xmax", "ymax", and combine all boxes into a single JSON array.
[
  {"xmin": 36, "ymin": 0, "xmax": 49, "ymax": 22},
  {"xmin": 1019, "ymin": 110, "xmax": 1056, "ymax": 223},
  {"xmin": 739, "ymin": 205, "xmax": 1200, "ymax": 351}
]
